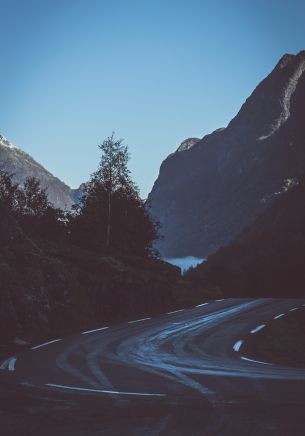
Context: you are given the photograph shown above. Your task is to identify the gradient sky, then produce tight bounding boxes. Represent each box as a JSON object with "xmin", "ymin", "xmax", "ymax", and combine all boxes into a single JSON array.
[{"xmin": 1, "ymin": 0, "xmax": 305, "ymax": 196}]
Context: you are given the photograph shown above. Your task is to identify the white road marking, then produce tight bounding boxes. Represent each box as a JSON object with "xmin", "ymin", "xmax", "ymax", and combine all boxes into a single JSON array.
[
  {"xmin": 31, "ymin": 339, "xmax": 62, "ymax": 350},
  {"xmin": 0, "ymin": 360, "xmax": 7, "ymax": 370},
  {"xmin": 46, "ymin": 383, "xmax": 166, "ymax": 397},
  {"xmin": 273, "ymin": 313, "xmax": 285, "ymax": 319},
  {"xmin": 196, "ymin": 303, "xmax": 208, "ymax": 307},
  {"xmin": 233, "ymin": 340, "xmax": 243, "ymax": 352},
  {"xmin": 167, "ymin": 309, "xmax": 184, "ymax": 315},
  {"xmin": 216, "ymin": 299, "xmax": 225, "ymax": 302},
  {"xmin": 289, "ymin": 307, "xmax": 298, "ymax": 312},
  {"xmin": 302, "ymin": 304, "xmax": 305, "ymax": 307},
  {"xmin": 128, "ymin": 318, "xmax": 151, "ymax": 324},
  {"xmin": 8, "ymin": 357, "xmax": 17, "ymax": 371},
  {"xmin": 250, "ymin": 324, "xmax": 266, "ymax": 334},
  {"xmin": 0, "ymin": 357, "xmax": 17, "ymax": 371},
  {"xmin": 240, "ymin": 356, "xmax": 273, "ymax": 365},
  {"xmin": 81, "ymin": 327, "xmax": 109, "ymax": 335}
]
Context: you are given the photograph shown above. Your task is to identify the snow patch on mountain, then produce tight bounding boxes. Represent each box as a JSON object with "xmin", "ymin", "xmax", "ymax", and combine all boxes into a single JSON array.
[
  {"xmin": 0, "ymin": 132, "xmax": 78, "ymax": 209},
  {"xmin": 0, "ymin": 133, "xmax": 17, "ymax": 150}
]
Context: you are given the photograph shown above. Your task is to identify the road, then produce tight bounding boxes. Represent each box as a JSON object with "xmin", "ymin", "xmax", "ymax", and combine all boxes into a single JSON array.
[{"xmin": 2, "ymin": 298, "xmax": 305, "ymax": 435}]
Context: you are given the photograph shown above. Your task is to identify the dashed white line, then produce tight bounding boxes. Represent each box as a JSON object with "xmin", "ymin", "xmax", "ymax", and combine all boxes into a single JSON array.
[
  {"xmin": 0, "ymin": 357, "xmax": 17, "ymax": 371},
  {"xmin": 196, "ymin": 303, "xmax": 208, "ymax": 307},
  {"xmin": 8, "ymin": 357, "xmax": 17, "ymax": 371},
  {"xmin": 233, "ymin": 340, "xmax": 243, "ymax": 352},
  {"xmin": 0, "ymin": 360, "xmax": 7, "ymax": 370},
  {"xmin": 289, "ymin": 307, "xmax": 298, "ymax": 312},
  {"xmin": 240, "ymin": 356, "xmax": 273, "ymax": 365},
  {"xmin": 216, "ymin": 299, "xmax": 225, "ymax": 302},
  {"xmin": 31, "ymin": 339, "xmax": 62, "ymax": 350},
  {"xmin": 250, "ymin": 324, "xmax": 266, "ymax": 334},
  {"xmin": 128, "ymin": 317, "xmax": 151, "ymax": 324},
  {"xmin": 46, "ymin": 383, "xmax": 166, "ymax": 397},
  {"xmin": 81, "ymin": 327, "xmax": 109, "ymax": 335},
  {"xmin": 273, "ymin": 313, "xmax": 285, "ymax": 320},
  {"xmin": 167, "ymin": 309, "xmax": 185, "ymax": 315}
]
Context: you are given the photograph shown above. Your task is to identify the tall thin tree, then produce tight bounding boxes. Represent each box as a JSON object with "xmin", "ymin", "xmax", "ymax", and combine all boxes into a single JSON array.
[{"xmin": 92, "ymin": 133, "xmax": 136, "ymax": 248}]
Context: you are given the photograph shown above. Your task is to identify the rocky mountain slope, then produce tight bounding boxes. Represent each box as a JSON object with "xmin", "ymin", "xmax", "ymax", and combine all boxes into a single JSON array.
[
  {"xmin": 186, "ymin": 176, "xmax": 305, "ymax": 298},
  {"xmin": 148, "ymin": 50, "xmax": 305, "ymax": 257},
  {"xmin": 0, "ymin": 133, "xmax": 77, "ymax": 209}
]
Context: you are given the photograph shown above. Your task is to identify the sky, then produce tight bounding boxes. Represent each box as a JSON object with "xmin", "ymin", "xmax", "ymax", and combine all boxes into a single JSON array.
[{"xmin": 1, "ymin": 0, "xmax": 305, "ymax": 197}]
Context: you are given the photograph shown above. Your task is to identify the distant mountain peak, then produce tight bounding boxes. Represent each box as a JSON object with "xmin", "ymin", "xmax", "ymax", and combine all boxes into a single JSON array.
[
  {"xmin": 0, "ymin": 133, "xmax": 79, "ymax": 209},
  {"xmin": 276, "ymin": 53, "xmax": 295, "ymax": 70},
  {"xmin": 275, "ymin": 50, "xmax": 305, "ymax": 70},
  {"xmin": 258, "ymin": 52, "xmax": 305, "ymax": 140}
]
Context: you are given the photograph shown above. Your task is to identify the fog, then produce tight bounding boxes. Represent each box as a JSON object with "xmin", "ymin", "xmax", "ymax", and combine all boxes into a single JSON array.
[{"xmin": 164, "ymin": 256, "xmax": 205, "ymax": 274}]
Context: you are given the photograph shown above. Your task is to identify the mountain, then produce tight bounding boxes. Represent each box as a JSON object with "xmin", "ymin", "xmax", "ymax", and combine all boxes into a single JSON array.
[
  {"xmin": 148, "ymin": 50, "xmax": 305, "ymax": 258},
  {"xmin": 186, "ymin": 177, "xmax": 305, "ymax": 298},
  {"xmin": 0, "ymin": 133, "xmax": 78, "ymax": 209}
]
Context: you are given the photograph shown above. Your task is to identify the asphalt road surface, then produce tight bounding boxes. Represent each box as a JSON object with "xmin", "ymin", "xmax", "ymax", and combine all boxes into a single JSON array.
[{"xmin": 2, "ymin": 298, "xmax": 305, "ymax": 435}]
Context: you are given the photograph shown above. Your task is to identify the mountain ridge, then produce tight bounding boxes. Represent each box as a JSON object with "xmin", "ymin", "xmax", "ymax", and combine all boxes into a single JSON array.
[
  {"xmin": 148, "ymin": 50, "xmax": 305, "ymax": 257},
  {"xmin": 0, "ymin": 133, "xmax": 78, "ymax": 209}
]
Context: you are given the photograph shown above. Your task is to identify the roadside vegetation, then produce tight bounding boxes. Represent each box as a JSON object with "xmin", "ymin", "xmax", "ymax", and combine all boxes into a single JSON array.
[
  {"xmin": 2, "ymin": 133, "xmax": 304, "ymax": 358},
  {"xmin": 0, "ymin": 135, "xmax": 183, "ymax": 348}
]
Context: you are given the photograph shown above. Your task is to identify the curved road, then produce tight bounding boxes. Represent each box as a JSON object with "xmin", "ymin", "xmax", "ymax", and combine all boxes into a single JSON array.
[{"xmin": 2, "ymin": 298, "xmax": 305, "ymax": 435}]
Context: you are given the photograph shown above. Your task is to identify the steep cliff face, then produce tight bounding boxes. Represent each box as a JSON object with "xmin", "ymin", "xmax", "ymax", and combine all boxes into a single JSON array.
[
  {"xmin": 148, "ymin": 51, "xmax": 305, "ymax": 257},
  {"xmin": 0, "ymin": 134, "xmax": 77, "ymax": 209}
]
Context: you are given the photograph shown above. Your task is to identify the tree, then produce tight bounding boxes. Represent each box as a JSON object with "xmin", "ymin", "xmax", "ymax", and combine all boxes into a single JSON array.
[
  {"xmin": 0, "ymin": 173, "xmax": 49, "ymax": 216},
  {"xmin": 70, "ymin": 134, "xmax": 160, "ymax": 256},
  {"xmin": 0, "ymin": 172, "xmax": 66, "ymax": 240},
  {"xmin": 21, "ymin": 177, "xmax": 66, "ymax": 239},
  {"xmin": 0, "ymin": 170, "xmax": 21, "ymax": 212},
  {"xmin": 23, "ymin": 176, "xmax": 49, "ymax": 216},
  {"xmin": 91, "ymin": 133, "xmax": 137, "ymax": 248}
]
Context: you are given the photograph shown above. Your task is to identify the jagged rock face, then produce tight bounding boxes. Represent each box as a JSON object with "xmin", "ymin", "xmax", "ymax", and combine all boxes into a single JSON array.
[
  {"xmin": 148, "ymin": 51, "xmax": 305, "ymax": 257},
  {"xmin": 0, "ymin": 134, "xmax": 78, "ymax": 209}
]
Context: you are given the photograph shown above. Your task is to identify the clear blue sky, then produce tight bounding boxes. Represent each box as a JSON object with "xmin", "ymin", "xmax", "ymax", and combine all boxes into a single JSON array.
[{"xmin": 1, "ymin": 0, "xmax": 305, "ymax": 196}]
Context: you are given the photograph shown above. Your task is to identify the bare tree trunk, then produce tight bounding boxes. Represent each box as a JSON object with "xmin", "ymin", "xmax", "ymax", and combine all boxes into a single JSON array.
[
  {"xmin": 106, "ymin": 151, "xmax": 112, "ymax": 249},
  {"xmin": 106, "ymin": 189, "xmax": 111, "ymax": 248}
]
